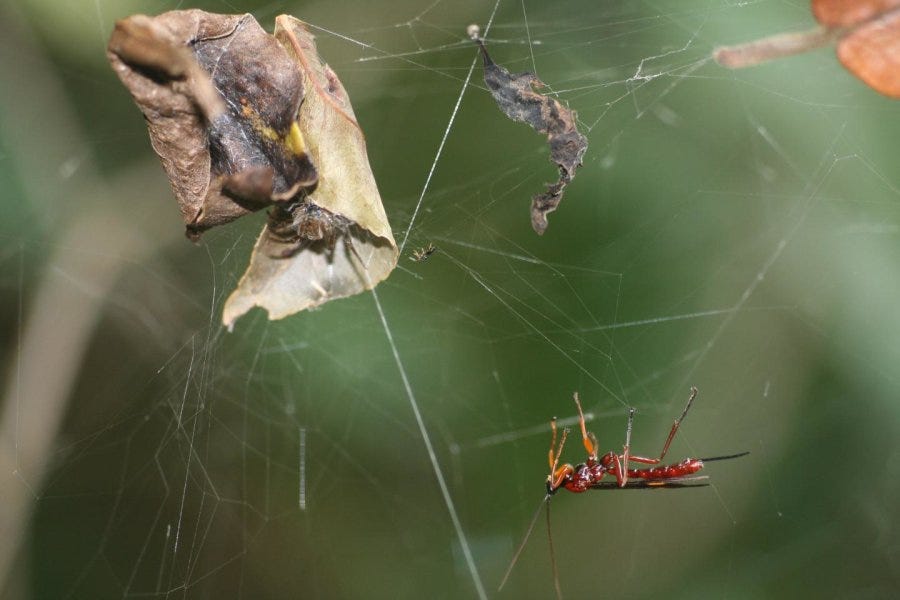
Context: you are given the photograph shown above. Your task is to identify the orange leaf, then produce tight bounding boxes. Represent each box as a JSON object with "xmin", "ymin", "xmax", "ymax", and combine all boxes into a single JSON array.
[
  {"xmin": 812, "ymin": 0, "xmax": 900, "ymax": 28},
  {"xmin": 836, "ymin": 10, "xmax": 900, "ymax": 97},
  {"xmin": 716, "ymin": 2, "xmax": 900, "ymax": 98}
]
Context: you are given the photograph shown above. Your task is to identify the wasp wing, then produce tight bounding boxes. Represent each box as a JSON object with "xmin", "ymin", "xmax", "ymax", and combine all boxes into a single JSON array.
[{"xmin": 589, "ymin": 475, "xmax": 710, "ymax": 490}]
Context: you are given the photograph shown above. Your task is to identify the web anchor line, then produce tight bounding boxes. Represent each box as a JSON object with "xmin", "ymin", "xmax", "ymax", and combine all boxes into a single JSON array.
[
  {"xmin": 369, "ymin": 286, "xmax": 487, "ymax": 600},
  {"xmin": 398, "ymin": 0, "xmax": 503, "ymax": 255},
  {"xmin": 372, "ymin": 6, "xmax": 503, "ymax": 594}
]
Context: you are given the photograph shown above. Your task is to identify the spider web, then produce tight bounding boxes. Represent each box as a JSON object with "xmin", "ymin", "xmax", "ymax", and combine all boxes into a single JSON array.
[{"xmin": 2, "ymin": 0, "xmax": 900, "ymax": 598}]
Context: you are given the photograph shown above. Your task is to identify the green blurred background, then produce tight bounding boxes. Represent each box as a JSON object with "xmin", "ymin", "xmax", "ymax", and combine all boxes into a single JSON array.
[{"xmin": 2, "ymin": 0, "xmax": 899, "ymax": 598}]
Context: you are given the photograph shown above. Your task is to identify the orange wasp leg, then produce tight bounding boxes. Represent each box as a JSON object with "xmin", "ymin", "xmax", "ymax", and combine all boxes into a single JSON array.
[
  {"xmin": 547, "ymin": 417, "xmax": 573, "ymax": 491},
  {"xmin": 572, "ymin": 392, "xmax": 598, "ymax": 460},
  {"xmin": 626, "ymin": 386, "xmax": 698, "ymax": 465}
]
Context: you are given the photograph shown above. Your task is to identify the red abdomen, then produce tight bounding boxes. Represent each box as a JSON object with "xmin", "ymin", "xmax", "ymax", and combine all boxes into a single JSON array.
[{"xmin": 629, "ymin": 458, "xmax": 703, "ymax": 480}]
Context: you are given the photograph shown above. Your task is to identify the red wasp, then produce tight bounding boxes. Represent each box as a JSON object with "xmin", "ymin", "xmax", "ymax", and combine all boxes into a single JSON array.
[{"xmin": 499, "ymin": 387, "xmax": 748, "ymax": 598}]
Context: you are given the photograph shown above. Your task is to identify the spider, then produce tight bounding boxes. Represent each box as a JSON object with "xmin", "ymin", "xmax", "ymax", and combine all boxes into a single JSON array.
[
  {"xmin": 266, "ymin": 200, "xmax": 363, "ymax": 262},
  {"xmin": 409, "ymin": 243, "xmax": 436, "ymax": 262}
]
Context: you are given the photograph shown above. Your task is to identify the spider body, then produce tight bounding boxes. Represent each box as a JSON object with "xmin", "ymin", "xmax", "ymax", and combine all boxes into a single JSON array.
[{"xmin": 267, "ymin": 201, "xmax": 360, "ymax": 260}]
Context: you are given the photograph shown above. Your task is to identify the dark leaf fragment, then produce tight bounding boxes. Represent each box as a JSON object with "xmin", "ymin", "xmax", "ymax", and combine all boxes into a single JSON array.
[{"xmin": 471, "ymin": 29, "xmax": 588, "ymax": 235}]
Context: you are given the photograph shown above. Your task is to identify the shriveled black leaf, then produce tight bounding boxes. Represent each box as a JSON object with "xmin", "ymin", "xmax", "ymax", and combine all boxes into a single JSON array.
[{"xmin": 471, "ymin": 29, "xmax": 588, "ymax": 234}]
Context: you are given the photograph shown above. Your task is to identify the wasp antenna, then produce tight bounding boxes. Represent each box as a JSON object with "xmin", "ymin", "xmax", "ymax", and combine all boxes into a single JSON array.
[
  {"xmin": 498, "ymin": 495, "xmax": 550, "ymax": 592},
  {"xmin": 700, "ymin": 451, "xmax": 750, "ymax": 462},
  {"xmin": 546, "ymin": 499, "xmax": 562, "ymax": 600}
]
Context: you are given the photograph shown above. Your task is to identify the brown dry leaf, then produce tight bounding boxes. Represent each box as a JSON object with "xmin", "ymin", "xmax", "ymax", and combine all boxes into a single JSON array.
[
  {"xmin": 221, "ymin": 16, "xmax": 397, "ymax": 328},
  {"xmin": 108, "ymin": 10, "xmax": 318, "ymax": 239},
  {"xmin": 109, "ymin": 11, "xmax": 397, "ymax": 328},
  {"xmin": 714, "ymin": 1, "xmax": 900, "ymax": 99},
  {"xmin": 470, "ymin": 28, "xmax": 588, "ymax": 235}
]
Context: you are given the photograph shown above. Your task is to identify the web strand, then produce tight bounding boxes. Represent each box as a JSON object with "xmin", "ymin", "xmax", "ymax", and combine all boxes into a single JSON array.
[
  {"xmin": 12, "ymin": 1, "xmax": 890, "ymax": 597},
  {"xmin": 398, "ymin": 0, "xmax": 503, "ymax": 254},
  {"xmin": 498, "ymin": 495, "xmax": 549, "ymax": 591},
  {"xmin": 370, "ymin": 286, "xmax": 487, "ymax": 600}
]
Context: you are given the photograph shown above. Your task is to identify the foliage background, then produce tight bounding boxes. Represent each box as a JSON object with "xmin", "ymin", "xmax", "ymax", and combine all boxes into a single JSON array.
[{"xmin": 2, "ymin": 0, "xmax": 899, "ymax": 598}]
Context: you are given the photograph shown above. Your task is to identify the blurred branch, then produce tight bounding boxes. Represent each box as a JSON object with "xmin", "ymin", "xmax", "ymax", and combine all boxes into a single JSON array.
[{"xmin": 714, "ymin": 25, "xmax": 840, "ymax": 69}]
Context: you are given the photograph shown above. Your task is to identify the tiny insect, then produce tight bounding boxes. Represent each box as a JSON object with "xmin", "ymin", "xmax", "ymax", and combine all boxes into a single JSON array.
[
  {"xmin": 409, "ymin": 243, "xmax": 436, "ymax": 262},
  {"xmin": 499, "ymin": 387, "xmax": 748, "ymax": 598}
]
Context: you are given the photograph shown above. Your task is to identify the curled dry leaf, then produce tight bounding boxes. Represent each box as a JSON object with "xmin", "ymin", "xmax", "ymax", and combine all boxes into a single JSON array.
[
  {"xmin": 714, "ymin": 1, "xmax": 900, "ymax": 99},
  {"xmin": 108, "ymin": 11, "xmax": 397, "ymax": 328},
  {"xmin": 222, "ymin": 15, "xmax": 398, "ymax": 327},
  {"xmin": 469, "ymin": 27, "xmax": 588, "ymax": 235},
  {"xmin": 108, "ymin": 10, "xmax": 318, "ymax": 239},
  {"xmin": 221, "ymin": 16, "xmax": 397, "ymax": 329}
]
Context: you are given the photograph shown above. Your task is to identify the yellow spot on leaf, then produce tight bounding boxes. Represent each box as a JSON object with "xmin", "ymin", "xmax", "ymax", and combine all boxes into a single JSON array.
[
  {"xmin": 286, "ymin": 121, "xmax": 306, "ymax": 156},
  {"xmin": 241, "ymin": 104, "xmax": 306, "ymax": 157}
]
